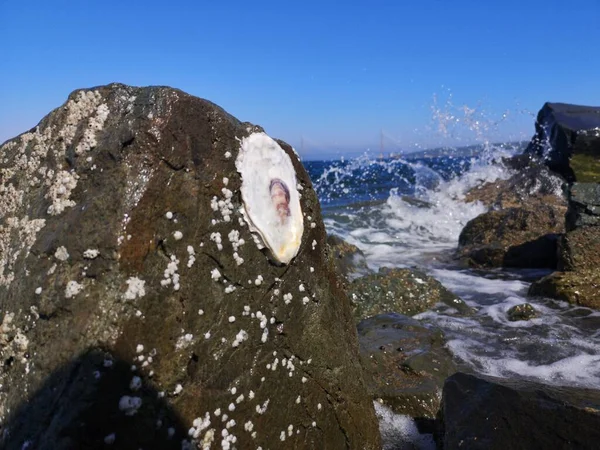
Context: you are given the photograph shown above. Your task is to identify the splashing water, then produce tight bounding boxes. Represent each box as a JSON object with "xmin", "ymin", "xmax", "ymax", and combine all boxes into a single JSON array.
[{"xmin": 305, "ymin": 134, "xmax": 600, "ymax": 390}]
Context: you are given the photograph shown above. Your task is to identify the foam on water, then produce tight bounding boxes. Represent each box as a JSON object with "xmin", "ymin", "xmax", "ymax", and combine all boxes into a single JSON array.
[
  {"xmin": 374, "ymin": 401, "xmax": 435, "ymax": 450},
  {"xmin": 309, "ymin": 144, "xmax": 600, "ymax": 390}
]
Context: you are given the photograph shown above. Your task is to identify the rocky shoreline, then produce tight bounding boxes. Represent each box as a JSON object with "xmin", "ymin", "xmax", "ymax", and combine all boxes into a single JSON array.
[{"xmin": 1, "ymin": 86, "xmax": 599, "ymax": 449}]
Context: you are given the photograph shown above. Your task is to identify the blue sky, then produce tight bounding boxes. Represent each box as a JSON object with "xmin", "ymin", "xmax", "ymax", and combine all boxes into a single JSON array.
[{"xmin": 2, "ymin": 0, "xmax": 600, "ymax": 159}]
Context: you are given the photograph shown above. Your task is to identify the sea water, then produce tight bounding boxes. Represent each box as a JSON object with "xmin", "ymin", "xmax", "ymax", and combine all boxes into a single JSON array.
[{"xmin": 305, "ymin": 146, "xmax": 600, "ymax": 449}]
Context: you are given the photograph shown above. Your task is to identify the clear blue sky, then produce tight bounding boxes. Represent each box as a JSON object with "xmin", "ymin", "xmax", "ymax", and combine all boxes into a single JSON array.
[{"xmin": 2, "ymin": 0, "xmax": 600, "ymax": 159}]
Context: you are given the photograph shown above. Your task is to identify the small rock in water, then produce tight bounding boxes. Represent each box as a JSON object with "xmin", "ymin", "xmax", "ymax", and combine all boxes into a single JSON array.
[{"xmin": 507, "ymin": 303, "xmax": 538, "ymax": 321}]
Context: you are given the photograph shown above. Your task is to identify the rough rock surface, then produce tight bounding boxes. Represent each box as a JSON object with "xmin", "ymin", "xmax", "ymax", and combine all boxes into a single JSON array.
[
  {"xmin": 506, "ymin": 303, "xmax": 538, "ymax": 321},
  {"xmin": 357, "ymin": 314, "xmax": 456, "ymax": 419},
  {"xmin": 566, "ymin": 182, "xmax": 600, "ymax": 230},
  {"xmin": 0, "ymin": 84, "xmax": 380, "ymax": 449},
  {"xmin": 530, "ymin": 183, "xmax": 600, "ymax": 308},
  {"xmin": 348, "ymin": 268, "xmax": 470, "ymax": 319},
  {"xmin": 457, "ymin": 205, "xmax": 564, "ymax": 268},
  {"xmin": 326, "ymin": 234, "xmax": 371, "ymax": 281},
  {"xmin": 529, "ymin": 270, "xmax": 600, "ymax": 310},
  {"xmin": 438, "ymin": 372, "xmax": 600, "ymax": 450},
  {"xmin": 464, "ymin": 154, "xmax": 566, "ymax": 210},
  {"xmin": 460, "ymin": 154, "xmax": 567, "ymax": 269},
  {"xmin": 525, "ymin": 102, "xmax": 600, "ymax": 183}
]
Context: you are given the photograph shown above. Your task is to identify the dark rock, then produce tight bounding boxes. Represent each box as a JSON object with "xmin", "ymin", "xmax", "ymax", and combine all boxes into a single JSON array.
[
  {"xmin": 525, "ymin": 102, "xmax": 600, "ymax": 183},
  {"xmin": 506, "ymin": 303, "xmax": 538, "ymax": 321},
  {"xmin": 457, "ymin": 206, "xmax": 564, "ymax": 269},
  {"xmin": 566, "ymin": 182, "xmax": 600, "ymax": 230},
  {"xmin": 357, "ymin": 313, "xmax": 456, "ymax": 419},
  {"xmin": 326, "ymin": 234, "xmax": 372, "ymax": 281},
  {"xmin": 438, "ymin": 372, "xmax": 600, "ymax": 450},
  {"xmin": 529, "ymin": 270, "xmax": 600, "ymax": 310},
  {"xmin": 0, "ymin": 84, "xmax": 380, "ymax": 449},
  {"xmin": 348, "ymin": 267, "xmax": 470, "ymax": 319}
]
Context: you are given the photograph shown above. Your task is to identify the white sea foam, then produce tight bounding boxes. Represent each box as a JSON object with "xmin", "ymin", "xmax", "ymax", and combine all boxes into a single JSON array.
[
  {"xmin": 374, "ymin": 401, "xmax": 435, "ymax": 450},
  {"xmin": 316, "ymin": 137, "xmax": 600, "ymax": 391}
]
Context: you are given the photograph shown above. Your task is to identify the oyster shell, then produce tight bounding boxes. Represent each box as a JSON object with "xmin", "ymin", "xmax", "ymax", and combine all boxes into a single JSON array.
[{"xmin": 236, "ymin": 133, "xmax": 304, "ymax": 264}]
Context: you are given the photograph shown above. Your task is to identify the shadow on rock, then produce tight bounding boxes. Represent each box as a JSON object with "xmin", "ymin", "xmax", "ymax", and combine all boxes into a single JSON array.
[{"xmin": 1, "ymin": 348, "xmax": 189, "ymax": 450}]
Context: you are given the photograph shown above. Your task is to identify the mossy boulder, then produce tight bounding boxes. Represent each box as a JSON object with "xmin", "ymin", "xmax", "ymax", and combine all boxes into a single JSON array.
[
  {"xmin": 525, "ymin": 102, "xmax": 600, "ymax": 183},
  {"xmin": 0, "ymin": 84, "xmax": 380, "ymax": 449},
  {"xmin": 347, "ymin": 267, "xmax": 470, "ymax": 319},
  {"xmin": 529, "ymin": 270, "xmax": 600, "ymax": 310}
]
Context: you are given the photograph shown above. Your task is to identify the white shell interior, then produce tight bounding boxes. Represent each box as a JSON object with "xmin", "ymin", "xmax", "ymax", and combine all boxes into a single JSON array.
[{"xmin": 236, "ymin": 133, "xmax": 304, "ymax": 264}]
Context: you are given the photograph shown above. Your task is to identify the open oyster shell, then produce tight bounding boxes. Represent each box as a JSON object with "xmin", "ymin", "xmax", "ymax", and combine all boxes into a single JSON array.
[{"xmin": 236, "ymin": 133, "xmax": 304, "ymax": 264}]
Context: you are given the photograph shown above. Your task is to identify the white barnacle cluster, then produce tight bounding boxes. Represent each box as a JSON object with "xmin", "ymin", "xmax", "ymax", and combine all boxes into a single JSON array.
[
  {"xmin": 161, "ymin": 255, "xmax": 180, "ymax": 290},
  {"xmin": 0, "ymin": 312, "xmax": 29, "ymax": 364},
  {"xmin": 254, "ymin": 275, "xmax": 263, "ymax": 286},
  {"xmin": 46, "ymin": 170, "xmax": 79, "ymax": 215},
  {"xmin": 210, "ymin": 179, "xmax": 235, "ymax": 225},
  {"xmin": 83, "ymin": 248, "xmax": 100, "ymax": 259},
  {"xmin": 58, "ymin": 90, "xmax": 105, "ymax": 151},
  {"xmin": 75, "ymin": 102, "xmax": 110, "ymax": 155},
  {"xmin": 176, "ymin": 332, "xmax": 194, "ymax": 350},
  {"xmin": 65, "ymin": 280, "xmax": 83, "ymax": 298},
  {"xmin": 189, "ymin": 412, "xmax": 212, "ymax": 439},
  {"xmin": 210, "ymin": 232, "xmax": 223, "ymax": 251},
  {"xmin": 118, "ymin": 395, "xmax": 142, "ymax": 416},
  {"xmin": 227, "ymin": 229, "xmax": 245, "ymax": 265},
  {"xmin": 54, "ymin": 246, "xmax": 69, "ymax": 261},
  {"xmin": 211, "ymin": 268, "xmax": 221, "ymax": 281},
  {"xmin": 123, "ymin": 276, "xmax": 146, "ymax": 300},
  {"xmin": 186, "ymin": 245, "xmax": 196, "ymax": 268},
  {"xmin": 231, "ymin": 330, "xmax": 248, "ymax": 348},
  {"xmin": 283, "ymin": 293, "xmax": 293, "ymax": 305},
  {"xmin": 255, "ymin": 399, "xmax": 270, "ymax": 415}
]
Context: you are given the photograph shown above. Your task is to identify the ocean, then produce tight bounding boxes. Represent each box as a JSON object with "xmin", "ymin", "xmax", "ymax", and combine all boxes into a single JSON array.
[{"xmin": 305, "ymin": 147, "xmax": 600, "ymax": 389}]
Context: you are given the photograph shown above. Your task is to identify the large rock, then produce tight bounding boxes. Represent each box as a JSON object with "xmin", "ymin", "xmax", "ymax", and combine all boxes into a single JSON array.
[
  {"xmin": 0, "ymin": 84, "xmax": 380, "ymax": 449},
  {"xmin": 438, "ymin": 372, "xmax": 600, "ymax": 449},
  {"xmin": 457, "ymin": 205, "xmax": 564, "ymax": 269},
  {"xmin": 348, "ymin": 268, "xmax": 470, "ymax": 319},
  {"xmin": 461, "ymin": 154, "xmax": 567, "ymax": 269},
  {"xmin": 357, "ymin": 314, "xmax": 456, "ymax": 419},
  {"xmin": 529, "ymin": 269, "xmax": 600, "ymax": 309},
  {"xmin": 525, "ymin": 102, "xmax": 600, "ymax": 182},
  {"xmin": 566, "ymin": 182, "xmax": 600, "ymax": 230}
]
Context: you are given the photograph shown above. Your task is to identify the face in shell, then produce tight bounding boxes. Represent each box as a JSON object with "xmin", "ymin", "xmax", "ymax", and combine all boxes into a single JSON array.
[{"xmin": 269, "ymin": 178, "xmax": 291, "ymax": 224}]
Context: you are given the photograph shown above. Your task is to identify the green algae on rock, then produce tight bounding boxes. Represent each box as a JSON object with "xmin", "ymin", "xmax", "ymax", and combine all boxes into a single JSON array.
[{"xmin": 348, "ymin": 267, "xmax": 471, "ymax": 319}]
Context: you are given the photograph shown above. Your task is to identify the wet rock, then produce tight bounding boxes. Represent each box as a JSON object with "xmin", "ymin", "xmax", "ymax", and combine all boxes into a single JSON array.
[
  {"xmin": 464, "ymin": 155, "xmax": 566, "ymax": 210},
  {"xmin": 525, "ymin": 102, "xmax": 600, "ymax": 183},
  {"xmin": 357, "ymin": 313, "xmax": 456, "ymax": 419},
  {"xmin": 0, "ymin": 84, "xmax": 380, "ymax": 449},
  {"xmin": 506, "ymin": 303, "xmax": 538, "ymax": 321},
  {"xmin": 457, "ymin": 206, "xmax": 564, "ymax": 269},
  {"xmin": 348, "ymin": 267, "xmax": 470, "ymax": 319},
  {"xmin": 438, "ymin": 372, "xmax": 600, "ymax": 450},
  {"xmin": 566, "ymin": 182, "xmax": 600, "ymax": 230},
  {"xmin": 326, "ymin": 234, "xmax": 372, "ymax": 281},
  {"xmin": 529, "ymin": 270, "xmax": 600, "ymax": 310}
]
